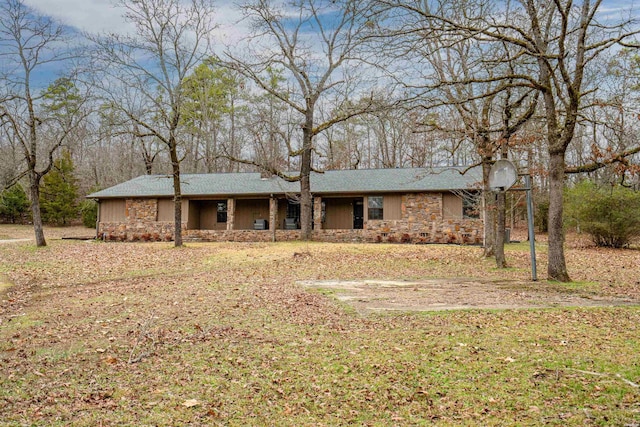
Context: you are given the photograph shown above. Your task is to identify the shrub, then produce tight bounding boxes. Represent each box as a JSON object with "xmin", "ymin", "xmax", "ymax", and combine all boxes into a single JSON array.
[
  {"xmin": 565, "ymin": 181, "xmax": 640, "ymax": 248},
  {"xmin": 534, "ymin": 191, "xmax": 549, "ymax": 232},
  {"xmin": 40, "ymin": 151, "xmax": 79, "ymax": 225},
  {"xmin": 0, "ymin": 184, "xmax": 30, "ymax": 224},
  {"xmin": 80, "ymin": 199, "xmax": 98, "ymax": 228}
]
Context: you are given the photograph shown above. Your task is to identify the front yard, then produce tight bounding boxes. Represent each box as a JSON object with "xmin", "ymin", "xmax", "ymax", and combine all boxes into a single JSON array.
[{"xmin": 0, "ymin": 225, "xmax": 638, "ymax": 426}]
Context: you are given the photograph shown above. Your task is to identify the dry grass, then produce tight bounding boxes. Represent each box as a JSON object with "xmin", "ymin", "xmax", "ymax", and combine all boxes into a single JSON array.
[{"xmin": 0, "ymin": 225, "xmax": 639, "ymax": 426}]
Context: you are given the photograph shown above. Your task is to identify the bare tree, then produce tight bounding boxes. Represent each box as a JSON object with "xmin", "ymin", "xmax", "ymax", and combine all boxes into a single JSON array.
[
  {"xmin": 0, "ymin": 0, "xmax": 86, "ymax": 246},
  {"xmin": 377, "ymin": 0, "xmax": 639, "ymax": 281},
  {"xmin": 564, "ymin": 49, "xmax": 640, "ymax": 185},
  {"xmin": 373, "ymin": 1, "xmax": 538, "ymax": 267},
  {"xmin": 225, "ymin": 0, "xmax": 380, "ymax": 240},
  {"xmin": 90, "ymin": 0, "xmax": 217, "ymax": 247}
]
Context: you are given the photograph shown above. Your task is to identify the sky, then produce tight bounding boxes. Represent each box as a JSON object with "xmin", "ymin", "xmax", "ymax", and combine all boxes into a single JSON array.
[
  {"xmin": 14, "ymin": 0, "xmax": 640, "ymax": 91},
  {"xmin": 21, "ymin": 0, "xmax": 245, "ymax": 42},
  {"xmin": 23, "ymin": 0, "xmax": 638, "ymax": 26},
  {"xmin": 23, "ymin": 0, "xmax": 136, "ymax": 34}
]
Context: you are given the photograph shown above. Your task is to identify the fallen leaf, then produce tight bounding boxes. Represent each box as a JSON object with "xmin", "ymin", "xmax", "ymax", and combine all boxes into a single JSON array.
[
  {"xmin": 182, "ymin": 399, "xmax": 200, "ymax": 408},
  {"xmin": 103, "ymin": 356, "xmax": 118, "ymax": 365}
]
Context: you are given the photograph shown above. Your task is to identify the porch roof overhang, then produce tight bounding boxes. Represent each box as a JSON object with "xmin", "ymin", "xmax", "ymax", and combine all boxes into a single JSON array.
[{"xmin": 88, "ymin": 167, "xmax": 482, "ymax": 200}]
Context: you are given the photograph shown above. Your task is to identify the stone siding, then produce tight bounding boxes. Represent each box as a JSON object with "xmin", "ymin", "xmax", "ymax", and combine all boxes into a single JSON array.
[
  {"xmin": 126, "ymin": 199, "xmax": 157, "ymax": 222},
  {"xmin": 99, "ymin": 222, "xmax": 176, "ymax": 242},
  {"xmin": 365, "ymin": 193, "xmax": 482, "ymax": 244},
  {"xmin": 99, "ymin": 198, "xmax": 172, "ymax": 241}
]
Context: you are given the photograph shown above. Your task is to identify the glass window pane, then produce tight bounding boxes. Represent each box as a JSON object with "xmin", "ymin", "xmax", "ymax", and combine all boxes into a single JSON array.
[
  {"xmin": 368, "ymin": 196, "xmax": 383, "ymax": 220},
  {"xmin": 217, "ymin": 201, "xmax": 227, "ymax": 223}
]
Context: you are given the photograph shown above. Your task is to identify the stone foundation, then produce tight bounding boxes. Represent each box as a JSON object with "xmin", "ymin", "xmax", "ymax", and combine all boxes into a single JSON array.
[
  {"xmin": 99, "ymin": 221, "xmax": 176, "ymax": 242},
  {"xmin": 98, "ymin": 220, "xmax": 481, "ymax": 244}
]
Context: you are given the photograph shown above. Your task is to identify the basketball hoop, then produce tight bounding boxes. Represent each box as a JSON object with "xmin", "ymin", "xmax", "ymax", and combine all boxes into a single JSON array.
[{"xmin": 489, "ymin": 159, "xmax": 518, "ymax": 191}]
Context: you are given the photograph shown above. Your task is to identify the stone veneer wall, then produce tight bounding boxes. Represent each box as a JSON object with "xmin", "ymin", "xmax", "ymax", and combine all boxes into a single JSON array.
[
  {"xmin": 365, "ymin": 193, "xmax": 482, "ymax": 244},
  {"xmin": 99, "ymin": 198, "xmax": 175, "ymax": 241},
  {"xmin": 98, "ymin": 193, "xmax": 482, "ymax": 244}
]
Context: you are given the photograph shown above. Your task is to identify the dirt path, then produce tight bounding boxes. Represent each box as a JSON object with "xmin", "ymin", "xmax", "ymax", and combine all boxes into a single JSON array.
[{"xmin": 299, "ymin": 278, "xmax": 640, "ymax": 313}]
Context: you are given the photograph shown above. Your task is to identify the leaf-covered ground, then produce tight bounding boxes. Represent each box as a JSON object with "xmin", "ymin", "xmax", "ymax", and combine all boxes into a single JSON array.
[{"xmin": 0, "ymin": 225, "xmax": 639, "ymax": 426}]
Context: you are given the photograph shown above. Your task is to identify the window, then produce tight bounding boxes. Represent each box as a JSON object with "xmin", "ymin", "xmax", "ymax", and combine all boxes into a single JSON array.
[
  {"xmin": 217, "ymin": 201, "xmax": 227, "ymax": 223},
  {"xmin": 284, "ymin": 199, "xmax": 301, "ymax": 229},
  {"xmin": 368, "ymin": 196, "xmax": 383, "ymax": 220},
  {"xmin": 286, "ymin": 200, "xmax": 300, "ymax": 221},
  {"xmin": 443, "ymin": 192, "xmax": 480, "ymax": 219},
  {"xmin": 463, "ymin": 193, "xmax": 480, "ymax": 219}
]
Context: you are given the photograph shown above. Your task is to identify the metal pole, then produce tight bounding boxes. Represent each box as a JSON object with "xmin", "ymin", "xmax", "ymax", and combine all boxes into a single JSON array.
[{"xmin": 524, "ymin": 174, "xmax": 537, "ymax": 281}]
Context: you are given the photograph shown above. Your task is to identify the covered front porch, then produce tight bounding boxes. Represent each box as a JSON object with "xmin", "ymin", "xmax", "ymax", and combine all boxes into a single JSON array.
[{"xmin": 184, "ymin": 195, "xmax": 366, "ymax": 234}]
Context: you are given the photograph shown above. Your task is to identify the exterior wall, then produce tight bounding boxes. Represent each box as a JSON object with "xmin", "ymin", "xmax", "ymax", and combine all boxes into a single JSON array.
[
  {"xmin": 157, "ymin": 199, "xmax": 173, "ymax": 222},
  {"xmin": 383, "ymin": 194, "xmax": 402, "ymax": 220},
  {"xmin": 97, "ymin": 192, "xmax": 482, "ymax": 244},
  {"xmin": 190, "ymin": 200, "xmax": 226, "ymax": 230},
  {"xmin": 323, "ymin": 197, "xmax": 354, "ymax": 229},
  {"xmin": 364, "ymin": 193, "xmax": 482, "ymax": 244},
  {"xmin": 100, "ymin": 200, "xmax": 126, "ymax": 222},
  {"xmin": 126, "ymin": 198, "xmax": 157, "ymax": 221},
  {"xmin": 277, "ymin": 201, "xmax": 287, "ymax": 230},
  {"xmin": 188, "ymin": 200, "xmax": 200, "ymax": 229},
  {"xmin": 234, "ymin": 199, "xmax": 270, "ymax": 230},
  {"xmin": 99, "ymin": 198, "xmax": 174, "ymax": 241},
  {"xmin": 442, "ymin": 193, "xmax": 463, "ymax": 219}
]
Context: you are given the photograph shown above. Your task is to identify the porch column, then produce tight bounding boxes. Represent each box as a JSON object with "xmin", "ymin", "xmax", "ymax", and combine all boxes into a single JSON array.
[
  {"xmin": 226, "ymin": 198, "xmax": 235, "ymax": 231},
  {"xmin": 313, "ymin": 196, "xmax": 323, "ymax": 230},
  {"xmin": 269, "ymin": 197, "xmax": 278, "ymax": 232}
]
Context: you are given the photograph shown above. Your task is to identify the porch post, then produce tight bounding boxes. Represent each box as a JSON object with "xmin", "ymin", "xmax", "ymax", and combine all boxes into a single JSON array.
[
  {"xmin": 313, "ymin": 196, "xmax": 322, "ymax": 230},
  {"xmin": 226, "ymin": 198, "xmax": 235, "ymax": 231}
]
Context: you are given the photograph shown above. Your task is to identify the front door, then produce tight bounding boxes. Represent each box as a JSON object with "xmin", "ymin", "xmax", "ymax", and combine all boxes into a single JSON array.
[{"xmin": 353, "ymin": 198, "xmax": 364, "ymax": 229}]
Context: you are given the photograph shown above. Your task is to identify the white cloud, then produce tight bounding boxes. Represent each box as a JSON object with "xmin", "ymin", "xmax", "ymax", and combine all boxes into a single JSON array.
[
  {"xmin": 209, "ymin": 2, "xmax": 248, "ymax": 49},
  {"xmin": 22, "ymin": 0, "xmax": 132, "ymax": 34},
  {"xmin": 22, "ymin": 0, "xmax": 248, "ymax": 49}
]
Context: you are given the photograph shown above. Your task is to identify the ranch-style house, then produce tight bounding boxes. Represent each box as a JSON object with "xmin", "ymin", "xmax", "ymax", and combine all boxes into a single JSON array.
[{"xmin": 87, "ymin": 167, "xmax": 483, "ymax": 244}]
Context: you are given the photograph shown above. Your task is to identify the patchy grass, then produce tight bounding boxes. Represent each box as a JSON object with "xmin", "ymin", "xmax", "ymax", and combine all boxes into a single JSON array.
[
  {"xmin": 0, "ymin": 274, "xmax": 12, "ymax": 294},
  {"xmin": 0, "ymin": 224, "xmax": 93, "ymax": 241},
  {"xmin": 0, "ymin": 225, "xmax": 639, "ymax": 426}
]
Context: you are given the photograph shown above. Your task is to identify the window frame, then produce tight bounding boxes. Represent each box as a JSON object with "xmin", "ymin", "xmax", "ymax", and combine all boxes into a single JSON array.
[
  {"xmin": 367, "ymin": 196, "xmax": 384, "ymax": 220},
  {"xmin": 462, "ymin": 193, "xmax": 480, "ymax": 219},
  {"xmin": 216, "ymin": 201, "xmax": 228, "ymax": 223}
]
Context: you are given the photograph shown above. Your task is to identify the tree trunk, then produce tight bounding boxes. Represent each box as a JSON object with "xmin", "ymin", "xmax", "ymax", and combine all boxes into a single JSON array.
[
  {"xmin": 547, "ymin": 151, "xmax": 569, "ymax": 281},
  {"xmin": 300, "ymin": 172, "xmax": 312, "ymax": 240},
  {"xmin": 299, "ymin": 119, "xmax": 313, "ymax": 241},
  {"xmin": 29, "ymin": 171, "xmax": 46, "ymax": 247},
  {"xmin": 144, "ymin": 155, "xmax": 154, "ymax": 175},
  {"xmin": 482, "ymin": 160, "xmax": 495, "ymax": 258},
  {"xmin": 169, "ymin": 141, "xmax": 183, "ymax": 247}
]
